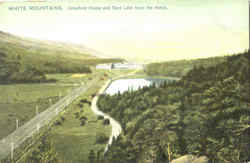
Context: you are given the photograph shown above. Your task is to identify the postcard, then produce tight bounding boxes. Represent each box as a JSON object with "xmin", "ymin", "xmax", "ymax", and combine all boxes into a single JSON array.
[{"xmin": 0, "ymin": 0, "xmax": 249, "ymax": 163}]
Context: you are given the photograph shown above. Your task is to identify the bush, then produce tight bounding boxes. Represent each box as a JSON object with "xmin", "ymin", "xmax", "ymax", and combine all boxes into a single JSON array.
[
  {"xmin": 80, "ymin": 116, "xmax": 87, "ymax": 121},
  {"xmin": 78, "ymin": 103, "xmax": 83, "ymax": 108},
  {"xmin": 74, "ymin": 112, "xmax": 80, "ymax": 119},
  {"xmin": 54, "ymin": 120, "xmax": 62, "ymax": 126},
  {"xmin": 60, "ymin": 116, "xmax": 65, "ymax": 122},
  {"xmin": 80, "ymin": 120, "xmax": 86, "ymax": 126},
  {"xmin": 80, "ymin": 99, "xmax": 91, "ymax": 105},
  {"xmin": 103, "ymin": 119, "xmax": 110, "ymax": 125},
  {"xmin": 96, "ymin": 133, "xmax": 109, "ymax": 144},
  {"xmin": 97, "ymin": 115, "xmax": 104, "ymax": 120},
  {"xmin": 80, "ymin": 99, "xmax": 87, "ymax": 103}
]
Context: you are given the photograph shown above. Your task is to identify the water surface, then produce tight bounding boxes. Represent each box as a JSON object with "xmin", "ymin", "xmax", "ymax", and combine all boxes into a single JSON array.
[{"xmin": 105, "ymin": 78, "xmax": 169, "ymax": 95}]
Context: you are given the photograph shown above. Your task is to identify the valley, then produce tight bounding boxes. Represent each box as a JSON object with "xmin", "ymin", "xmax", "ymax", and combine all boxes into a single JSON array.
[{"xmin": 0, "ymin": 30, "xmax": 249, "ymax": 163}]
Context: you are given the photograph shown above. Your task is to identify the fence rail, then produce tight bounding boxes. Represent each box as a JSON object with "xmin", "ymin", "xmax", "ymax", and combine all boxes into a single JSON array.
[{"xmin": 0, "ymin": 79, "xmax": 97, "ymax": 161}]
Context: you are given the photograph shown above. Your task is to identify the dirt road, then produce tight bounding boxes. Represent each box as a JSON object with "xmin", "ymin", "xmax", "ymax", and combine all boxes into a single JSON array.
[{"xmin": 91, "ymin": 79, "xmax": 122, "ymax": 152}]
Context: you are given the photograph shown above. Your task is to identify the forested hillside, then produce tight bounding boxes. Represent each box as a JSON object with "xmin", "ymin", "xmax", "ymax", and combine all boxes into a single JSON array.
[
  {"xmin": 0, "ymin": 31, "xmax": 122, "ymax": 83},
  {"xmin": 145, "ymin": 56, "xmax": 225, "ymax": 77},
  {"xmin": 96, "ymin": 50, "xmax": 250, "ymax": 163}
]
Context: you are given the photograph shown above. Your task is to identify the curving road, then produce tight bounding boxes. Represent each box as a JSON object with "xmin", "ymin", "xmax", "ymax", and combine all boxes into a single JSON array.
[
  {"xmin": 91, "ymin": 79, "xmax": 122, "ymax": 152},
  {"xmin": 91, "ymin": 70, "xmax": 180, "ymax": 153},
  {"xmin": 91, "ymin": 70, "xmax": 143, "ymax": 153}
]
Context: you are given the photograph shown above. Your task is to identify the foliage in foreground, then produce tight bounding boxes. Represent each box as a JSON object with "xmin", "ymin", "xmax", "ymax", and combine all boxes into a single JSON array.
[{"xmin": 97, "ymin": 50, "xmax": 250, "ymax": 163}]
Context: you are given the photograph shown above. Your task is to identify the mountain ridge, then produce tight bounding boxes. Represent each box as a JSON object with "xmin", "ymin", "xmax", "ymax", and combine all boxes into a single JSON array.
[{"xmin": 0, "ymin": 30, "xmax": 114, "ymax": 59}]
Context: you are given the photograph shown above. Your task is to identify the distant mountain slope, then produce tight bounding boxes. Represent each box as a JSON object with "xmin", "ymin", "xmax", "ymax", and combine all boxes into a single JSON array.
[
  {"xmin": 145, "ymin": 56, "xmax": 226, "ymax": 77},
  {"xmin": 0, "ymin": 31, "xmax": 122, "ymax": 83},
  {"xmin": 0, "ymin": 31, "xmax": 105, "ymax": 60}
]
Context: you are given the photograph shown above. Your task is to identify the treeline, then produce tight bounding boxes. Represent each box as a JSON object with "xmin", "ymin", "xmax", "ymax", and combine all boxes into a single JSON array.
[
  {"xmin": 145, "ymin": 56, "xmax": 225, "ymax": 77},
  {"xmin": 0, "ymin": 51, "xmax": 121, "ymax": 83},
  {"xmin": 96, "ymin": 50, "xmax": 250, "ymax": 163},
  {"xmin": 0, "ymin": 52, "xmax": 47, "ymax": 83},
  {"xmin": 0, "ymin": 30, "xmax": 123, "ymax": 83}
]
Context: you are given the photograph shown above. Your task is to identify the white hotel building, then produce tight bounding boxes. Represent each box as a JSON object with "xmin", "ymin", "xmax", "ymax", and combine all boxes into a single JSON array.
[{"xmin": 96, "ymin": 62, "xmax": 143, "ymax": 70}]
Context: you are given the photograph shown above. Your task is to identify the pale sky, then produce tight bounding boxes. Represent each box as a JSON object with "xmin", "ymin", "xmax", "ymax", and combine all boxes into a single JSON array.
[{"xmin": 0, "ymin": 0, "xmax": 248, "ymax": 62}]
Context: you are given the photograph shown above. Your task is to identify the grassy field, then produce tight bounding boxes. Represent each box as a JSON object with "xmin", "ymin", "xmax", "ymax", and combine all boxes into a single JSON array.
[
  {"xmin": 117, "ymin": 73, "xmax": 180, "ymax": 80},
  {"xmin": 0, "ymin": 84, "xmax": 74, "ymax": 139},
  {"xmin": 0, "ymin": 71, "xmax": 99, "ymax": 139},
  {"xmin": 43, "ymin": 69, "xmax": 134, "ymax": 163},
  {"xmin": 49, "ymin": 80, "xmax": 111, "ymax": 163},
  {"xmin": 6, "ymin": 69, "xmax": 133, "ymax": 163}
]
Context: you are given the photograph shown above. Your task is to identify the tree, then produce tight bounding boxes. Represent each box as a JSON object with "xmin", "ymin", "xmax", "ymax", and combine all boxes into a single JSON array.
[
  {"xmin": 96, "ymin": 133, "xmax": 109, "ymax": 144},
  {"xmin": 103, "ymin": 119, "xmax": 110, "ymax": 125},
  {"xmin": 88, "ymin": 150, "xmax": 96, "ymax": 163},
  {"xmin": 96, "ymin": 148, "xmax": 104, "ymax": 163}
]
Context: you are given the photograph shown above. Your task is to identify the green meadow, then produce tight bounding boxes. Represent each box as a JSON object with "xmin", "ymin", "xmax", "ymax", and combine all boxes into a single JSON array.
[
  {"xmin": 11, "ymin": 69, "xmax": 134, "ymax": 163},
  {"xmin": 0, "ymin": 70, "xmax": 109, "ymax": 139},
  {"xmin": 49, "ymin": 78, "xmax": 111, "ymax": 163},
  {"xmin": 0, "ymin": 74, "xmax": 81, "ymax": 139},
  {"xmin": 0, "ymin": 30, "xmax": 130, "ymax": 162}
]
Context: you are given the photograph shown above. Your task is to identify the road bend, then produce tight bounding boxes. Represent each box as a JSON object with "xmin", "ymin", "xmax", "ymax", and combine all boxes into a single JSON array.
[{"xmin": 91, "ymin": 79, "xmax": 122, "ymax": 153}]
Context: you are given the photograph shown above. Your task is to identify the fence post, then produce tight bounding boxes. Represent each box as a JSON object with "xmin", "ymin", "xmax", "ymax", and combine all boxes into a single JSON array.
[
  {"xmin": 37, "ymin": 123, "xmax": 40, "ymax": 132},
  {"xmin": 36, "ymin": 105, "xmax": 39, "ymax": 116},
  {"xmin": 11, "ymin": 142, "xmax": 14, "ymax": 161},
  {"xmin": 16, "ymin": 119, "xmax": 19, "ymax": 130}
]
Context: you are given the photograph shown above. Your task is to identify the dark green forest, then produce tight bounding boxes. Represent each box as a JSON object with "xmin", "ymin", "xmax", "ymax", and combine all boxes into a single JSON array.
[
  {"xmin": 0, "ymin": 52, "xmax": 47, "ymax": 83},
  {"xmin": 145, "ymin": 56, "xmax": 225, "ymax": 77},
  {"xmin": 96, "ymin": 51, "xmax": 250, "ymax": 163}
]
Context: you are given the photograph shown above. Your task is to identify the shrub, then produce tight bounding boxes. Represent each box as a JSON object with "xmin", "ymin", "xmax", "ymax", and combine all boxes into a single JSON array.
[
  {"xmin": 54, "ymin": 120, "xmax": 62, "ymax": 126},
  {"xmin": 80, "ymin": 99, "xmax": 91, "ymax": 105},
  {"xmin": 97, "ymin": 115, "xmax": 104, "ymax": 120},
  {"xmin": 96, "ymin": 133, "xmax": 109, "ymax": 144},
  {"xmin": 80, "ymin": 99, "xmax": 87, "ymax": 103},
  {"xmin": 80, "ymin": 120, "xmax": 86, "ymax": 126},
  {"xmin": 80, "ymin": 116, "xmax": 88, "ymax": 121},
  {"xmin": 74, "ymin": 112, "xmax": 80, "ymax": 119},
  {"xmin": 103, "ymin": 119, "xmax": 110, "ymax": 125},
  {"xmin": 60, "ymin": 116, "xmax": 65, "ymax": 122},
  {"xmin": 78, "ymin": 103, "xmax": 83, "ymax": 108}
]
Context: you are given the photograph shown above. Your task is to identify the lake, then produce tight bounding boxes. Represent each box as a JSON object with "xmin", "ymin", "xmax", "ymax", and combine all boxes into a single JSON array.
[{"xmin": 105, "ymin": 78, "xmax": 171, "ymax": 95}]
